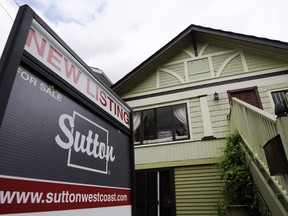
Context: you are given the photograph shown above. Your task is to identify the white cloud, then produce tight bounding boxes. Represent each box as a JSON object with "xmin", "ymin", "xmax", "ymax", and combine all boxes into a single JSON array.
[
  {"xmin": 3, "ymin": 0, "xmax": 288, "ymax": 83},
  {"xmin": 0, "ymin": 0, "xmax": 18, "ymax": 56}
]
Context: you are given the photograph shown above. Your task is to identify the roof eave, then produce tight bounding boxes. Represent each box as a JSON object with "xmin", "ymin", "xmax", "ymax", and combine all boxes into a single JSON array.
[{"xmin": 112, "ymin": 24, "xmax": 288, "ymax": 91}]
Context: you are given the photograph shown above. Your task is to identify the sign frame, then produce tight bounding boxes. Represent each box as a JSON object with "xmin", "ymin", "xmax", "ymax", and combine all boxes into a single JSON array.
[{"xmin": 0, "ymin": 4, "xmax": 135, "ymax": 216}]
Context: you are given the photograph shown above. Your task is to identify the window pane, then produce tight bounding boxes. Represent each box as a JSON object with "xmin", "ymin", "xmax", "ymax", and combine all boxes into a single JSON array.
[
  {"xmin": 173, "ymin": 104, "xmax": 189, "ymax": 140},
  {"xmin": 135, "ymin": 171, "xmax": 158, "ymax": 216},
  {"xmin": 156, "ymin": 107, "xmax": 173, "ymax": 142},
  {"xmin": 160, "ymin": 170, "xmax": 173, "ymax": 216},
  {"xmin": 133, "ymin": 104, "xmax": 189, "ymax": 145},
  {"xmin": 136, "ymin": 170, "xmax": 175, "ymax": 216},
  {"xmin": 272, "ymin": 90, "xmax": 288, "ymax": 112},
  {"xmin": 133, "ymin": 112, "xmax": 141, "ymax": 144},
  {"xmin": 143, "ymin": 109, "xmax": 157, "ymax": 143}
]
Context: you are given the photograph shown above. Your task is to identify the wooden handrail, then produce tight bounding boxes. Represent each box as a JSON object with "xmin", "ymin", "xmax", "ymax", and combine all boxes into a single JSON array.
[
  {"xmin": 228, "ymin": 97, "xmax": 288, "ymax": 207},
  {"xmin": 229, "ymin": 97, "xmax": 276, "ymax": 122}
]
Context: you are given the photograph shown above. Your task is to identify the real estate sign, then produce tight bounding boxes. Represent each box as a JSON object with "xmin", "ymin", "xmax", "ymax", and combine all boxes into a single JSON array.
[{"xmin": 0, "ymin": 5, "xmax": 134, "ymax": 216}]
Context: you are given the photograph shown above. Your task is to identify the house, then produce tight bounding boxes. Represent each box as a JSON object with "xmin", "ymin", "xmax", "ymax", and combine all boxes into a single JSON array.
[
  {"xmin": 90, "ymin": 67, "xmax": 113, "ymax": 87},
  {"xmin": 112, "ymin": 24, "xmax": 288, "ymax": 215}
]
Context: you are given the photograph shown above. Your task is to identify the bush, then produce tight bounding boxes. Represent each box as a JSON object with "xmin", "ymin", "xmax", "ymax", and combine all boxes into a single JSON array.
[{"xmin": 217, "ymin": 131, "xmax": 259, "ymax": 215}]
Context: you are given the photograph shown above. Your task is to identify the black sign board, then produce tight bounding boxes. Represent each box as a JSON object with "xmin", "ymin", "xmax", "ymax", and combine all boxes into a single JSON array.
[{"xmin": 0, "ymin": 5, "xmax": 134, "ymax": 215}]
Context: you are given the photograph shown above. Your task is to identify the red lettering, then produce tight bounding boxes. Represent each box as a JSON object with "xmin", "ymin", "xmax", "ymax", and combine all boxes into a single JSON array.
[
  {"xmin": 64, "ymin": 58, "xmax": 81, "ymax": 84},
  {"xmin": 107, "ymin": 97, "xmax": 115, "ymax": 112},
  {"xmin": 117, "ymin": 105, "xmax": 123, "ymax": 120},
  {"xmin": 114, "ymin": 100, "xmax": 117, "ymax": 115},
  {"xmin": 124, "ymin": 112, "xmax": 129, "ymax": 125},
  {"xmin": 26, "ymin": 28, "xmax": 47, "ymax": 57},
  {"xmin": 100, "ymin": 90, "xmax": 107, "ymax": 107},
  {"xmin": 86, "ymin": 78, "xmax": 94, "ymax": 98},
  {"xmin": 25, "ymin": 27, "xmax": 130, "ymax": 127},
  {"xmin": 47, "ymin": 45, "xmax": 62, "ymax": 72},
  {"xmin": 95, "ymin": 86, "xmax": 99, "ymax": 101}
]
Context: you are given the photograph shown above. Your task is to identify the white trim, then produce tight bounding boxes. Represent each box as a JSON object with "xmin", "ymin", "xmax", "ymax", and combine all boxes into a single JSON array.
[
  {"xmin": 232, "ymin": 98, "xmax": 276, "ymax": 121},
  {"xmin": 184, "ymin": 61, "xmax": 189, "ymax": 82},
  {"xmin": 208, "ymin": 56, "xmax": 215, "ymax": 77},
  {"xmin": 132, "ymin": 100, "xmax": 189, "ymax": 111},
  {"xmin": 122, "ymin": 66, "xmax": 288, "ymax": 99},
  {"xmin": 132, "ymin": 100, "xmax": 193, "ymax": 142},
  {"xmin": 240, "ymin": 51, "xmax": 249, "ymax": 72},
  {"xmin": 183, "ymin": 49, "xmax": 195, "ymax": 58},
  {"xmin": 198, "ymin": 43, "xmax": 209, "ymax": 56},
  {"xmin": 134, "ymin": 137, "xmax": 195, "ymax": 148},
  {"xmin": 216, "ymin": 51, "xmax": 240, "ymax": 77},
  {"xmin": 199, "ymin": 96, "xmax": 214, "ymax": 137},
  {"xmin": 188, "ymin": 69, "xmax": 210, "ymax": 76},
  {"xmin": 126, "ymin": 74, "xmax": 288, "ymax": 109},
  {"xmin": 156, "ymin": 69, "xmax": 160, "ymax": 88},
  {"xmin": 158, "ymin": 68, "xmax": 185, "ymax": 83},
  {"xmin": 162, "ymin": 49, "xmax": 237, "ymax": 67}
]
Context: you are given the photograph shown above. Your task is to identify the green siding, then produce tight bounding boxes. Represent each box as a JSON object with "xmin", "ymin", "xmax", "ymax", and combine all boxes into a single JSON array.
[
  {"xmin": 128, "ymin": 72, "xmax": 156, "ymax": 93},
  {"xmin": 211, "ymin": 53, "xmax": 232, "ymax": 73},
  {"xmin": 159, "ymin": 71, "xmax": 181, "ymax": 88},
  {"xmin": 171, "ymin": 49, "xmax": 192, "ymax": 61},
  {"xmin": 208, "ymin": 94, "xmax": 230, "ymax": 138},
  {"xmin": 159, "ymin": 63, "xmax": 184, "ymax": 88},
  {"xmin": 202, "ymin": 43, "xmax": 231, "ymax": 55},
  {"xmin": 134, "ymin": 139, "xmax": 226, "ymax": 165},
  {"xmin": 165, "ymin": 63, "xmax": 185, "ymax": 76},
  {"xmin": 189, "ymin": 98, "xmax": 203, "ymax": 140},
  {"xmin": 121, "ymin": 41, "xmax": 288, "ymax": 95},
  {"xmin": 175, "ymin": 165, "xmax": 222, "ymax": 216},
  {"xmin": 221, "ymin": 55, "xmax": 245, "ymax": 77},
  {"xmin": 245, "ymin": 51, "xmax": 288, "ymax": 72}
]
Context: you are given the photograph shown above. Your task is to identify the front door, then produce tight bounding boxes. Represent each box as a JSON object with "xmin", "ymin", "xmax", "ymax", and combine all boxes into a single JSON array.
[
  {"xmin": 135, "ymin": 169, "xmax": 175, "ymax": 216},
  {"xmin": 227, "ymin": 86, "xmax": 263, "ymax": 109}
]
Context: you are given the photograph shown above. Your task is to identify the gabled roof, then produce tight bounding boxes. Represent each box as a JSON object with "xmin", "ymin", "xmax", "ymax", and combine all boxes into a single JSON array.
[{"xmin": 112, "ymin": 24, "xmax": 288, "ymax": 92}]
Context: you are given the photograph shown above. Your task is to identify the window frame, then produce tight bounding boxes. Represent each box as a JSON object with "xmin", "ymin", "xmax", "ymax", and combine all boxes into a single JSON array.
[
  {"xmin": 269, "ymin": 88, "xmax": 288, "ymax": 113},
  {"xmin": 133, "ymin": 102, "xmax": 190, "ymax": 145}
]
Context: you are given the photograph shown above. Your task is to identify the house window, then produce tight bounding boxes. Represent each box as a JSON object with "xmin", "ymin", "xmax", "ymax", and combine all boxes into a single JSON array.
[
  {"xmin": 133, "ymin": 104, "xmax": 189, "ymax": 145},
  {"xmin": 271, "ymin": 90, "xmax": 288, "ymax": 112}
]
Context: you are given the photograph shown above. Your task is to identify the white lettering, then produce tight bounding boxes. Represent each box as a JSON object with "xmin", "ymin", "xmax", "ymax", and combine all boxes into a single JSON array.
[
  {"xmin": 55, "ymin": 113, "xmax": 115, "ymax": 164},
  {"xmin": 18, "ymin": 69, "xmax": 38, "ymax": 86},
  {"xmin": 55, "ymin": 114, "xmax": 74, "ymax": 149},
  {"xmin": 39, "ymin": 83, "xmax": 62, "ymax": 102}
]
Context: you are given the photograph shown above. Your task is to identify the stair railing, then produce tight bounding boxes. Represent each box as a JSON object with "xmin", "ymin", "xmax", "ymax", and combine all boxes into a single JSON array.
[{"xmin": 228, "ymin": 97, "xmax": 288, "ymax": 214}]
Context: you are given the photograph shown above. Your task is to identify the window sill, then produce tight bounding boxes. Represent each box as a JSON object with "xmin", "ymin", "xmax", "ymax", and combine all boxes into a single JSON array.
[{"xmin": 134, "ymin": 138, "xmax": 192, "ymax": 148}]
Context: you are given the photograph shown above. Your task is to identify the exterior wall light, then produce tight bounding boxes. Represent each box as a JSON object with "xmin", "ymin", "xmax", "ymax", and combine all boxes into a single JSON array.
[{"xmin": 214, "ymin": 92, "xmax": 219, "ymax": 100}]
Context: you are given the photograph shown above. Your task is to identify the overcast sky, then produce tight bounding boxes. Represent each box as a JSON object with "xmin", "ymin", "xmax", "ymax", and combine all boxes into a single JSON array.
[{"xmin": 1, "ymin": 0, "xmax": 288, "ymax": 83}]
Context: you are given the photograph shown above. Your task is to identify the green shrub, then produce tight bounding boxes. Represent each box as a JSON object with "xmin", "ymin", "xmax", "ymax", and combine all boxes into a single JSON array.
[{"xmin": 217, "ymin": 131, "xmax": 259, "ymax": 215}]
